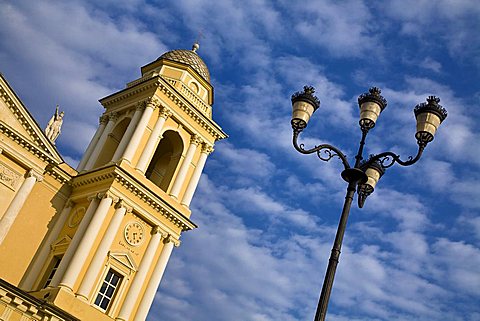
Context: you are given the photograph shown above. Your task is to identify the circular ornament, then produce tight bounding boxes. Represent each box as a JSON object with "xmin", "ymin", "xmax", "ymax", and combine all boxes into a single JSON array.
[
  {"xmin": 124, "ymin": 221, "xmax": 145, "ymax": 246},
  {"xmin": 68, "ymin": 207, "xmax": 85, "ymax": 228}
]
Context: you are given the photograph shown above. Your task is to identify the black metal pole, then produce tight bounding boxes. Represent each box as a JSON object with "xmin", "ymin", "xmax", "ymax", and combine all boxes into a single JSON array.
[
  {"xmin": 314, "ymin": 181, "xmax": 356, "ymax": 321},
  {"xmin": 314, "ymin": 129, "xmax": 368, "ymax": 321}
]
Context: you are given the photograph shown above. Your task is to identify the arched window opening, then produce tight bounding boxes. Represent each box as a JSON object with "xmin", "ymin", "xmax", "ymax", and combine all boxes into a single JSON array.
[
  {"xmin": 94, "ymin": 118, "xmax": 130, "ymax": 168},
  {"xmin": 145, "ymin": 130, "xmax": 183, "ymax": 192}
]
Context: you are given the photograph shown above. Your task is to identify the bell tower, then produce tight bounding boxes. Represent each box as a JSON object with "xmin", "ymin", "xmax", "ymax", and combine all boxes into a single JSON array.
[{"xmin": 19, "ymin": 43, "xmax": 227, "ymax": 321}]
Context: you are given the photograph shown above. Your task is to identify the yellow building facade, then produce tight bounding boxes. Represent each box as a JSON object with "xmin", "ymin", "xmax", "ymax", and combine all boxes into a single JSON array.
[{"xmin": 0, "ymin": 44, "xmax": 226, "ymax": 321}]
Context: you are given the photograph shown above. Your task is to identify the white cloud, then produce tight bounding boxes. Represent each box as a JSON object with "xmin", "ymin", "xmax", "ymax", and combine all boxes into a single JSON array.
[
  {"xmin": 431, "ymin": 238, "xmax": 480, "ymax": 296},
  {"xmin": 420, "ymin": 57, "xmax": 442, "ymax": 73},
  {"xmin": 276, "ymin": 55, "xmax": 356, "ymax": 128},
  {"xmin": 164, "ymin": 0, "xmax": 283, "ymax": 69},
  {"xmin": 457, "ymin": 215, "xmax": 480, "ymax": 241},
  {"xmin": 384, "ymin": 0, "xmax": 480, "ymax": 63},
  {"xmin": 288, "ymin": 0, "xmax": 383, "ymax": 58},
  {"xmin": 0, "ymin": 0, "xmax": 167, "ymax": 155},
  {"xmin": 213, "ymin": 141, "xmax": 275, "ymax": 183},
  {"xmin": 362, "ymin": 188, "xmax": 429, "ymax": 232}
]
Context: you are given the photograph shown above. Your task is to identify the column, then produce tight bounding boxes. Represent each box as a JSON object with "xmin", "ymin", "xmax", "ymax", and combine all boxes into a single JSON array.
[
  {"xmin": 19, "ymin": 202, "xmax": 73, "ymax": 290},
  {"xmin": 76, "ymin": 201, "xmax": 128, "ymax": 300},
  {"xmin": 77, "ymin": 115, "xmax": 108, "ymax": 171},
  {"xmin": 0, "ymin": 169, "xmax": 43, "ymax": 245},
  {"xmin": 121, "ymin": 98, "xmax": 159, "ymax": 164},
  {"xmin": 116, "ymin": 227, "xmax": 164, "ymax": 321},
  {"xmin": 181, "ymin": 144, "xmax": 213, "ymax": 207},
  {"xmin": 135, "ymin": 107, "xmax": 172, "ymax": 174},
  {"xmin": 134, "ymin": 237, "xmax": 175, "ymax": 321},
  {"xmin": 50, "ymin": 195, "xmax": 100, "ymax": 288},
  {"xmin": 84, "ymin": 112, "xmax": 118, "ymax": 171},
  {"xmin": 169, "ymin": 135, "xmax": 202, "ymax": 199},
  {"xmin": 111, "ymin": 104, "xmax": 145, "ymax": 162},
  {"xmin": 58, "ymin": 194, "xmax": 113, "ymax": 291}
]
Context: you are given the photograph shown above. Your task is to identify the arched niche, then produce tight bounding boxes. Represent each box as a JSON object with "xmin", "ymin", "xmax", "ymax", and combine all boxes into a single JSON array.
[
  {"xmin": 145, "ymin": 130, "xmax": 184, "ymax": 192},
  {"xmin": 94, "ymin": 117, "xmax": 131, "ymax": 168}
]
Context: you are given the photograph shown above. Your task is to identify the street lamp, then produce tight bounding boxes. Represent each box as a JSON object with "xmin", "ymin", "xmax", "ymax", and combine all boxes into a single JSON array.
[{"xmin": 290, "ymin": 86, "xmax": 447, "ymax": 321}]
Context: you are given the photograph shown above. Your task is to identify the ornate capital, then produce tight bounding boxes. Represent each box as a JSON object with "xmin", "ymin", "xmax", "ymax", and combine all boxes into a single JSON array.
[
  {"xmin": 190, "ymin": 134, "xmax": 203, "ymax": 146},
  {"xmin": 65, "ymin": 200, "xmax": 75, "ymax": 209},
  {"xmin": 95, "ymin": 192, "xmax": 106, "ymax": 200},
  {"xmin": 151, "ymin": 225, "xmax": 166, "ymax": 236},
  {"xmin": 27, "ymin": 169, "xmax": 44, "ymax": 182},
  {"xmin": 159, "ymin": 106, "xmax": 172, "ymax": 119},
  {"xmin": 87, "ymin": 193, "xmax": 98, "ymax": 202},
  {"xmin": 108, "ymin": 112, "xmax": 119, "ymax": 122},
  {"xmin": 94, "ymin": 191, "xmax": 115, "ymax": 201},
  {"xmin": 163, "ymin": 234, "xmax": 181, "ymax": 246},
  {"xmin": 136, "ymin": 101, "xmax": 146, "ymax": 111},
  {"xmin": 99, "ymin": 114, "xmax": 109, "ymax": 125},
  {"xmin": 201, "ymin": 144, "xmax": 214, "ymax": 154},
  {"xmin": 146, "ymin": 97, "xmax": 160, "ymax": 109},
  {"xmin": 114, "ymin": 199, "xmax": 130, "ymax": 212},
  {"xmin": 107, "ymin": 192, "xmax": 120, "ymax": 203}
]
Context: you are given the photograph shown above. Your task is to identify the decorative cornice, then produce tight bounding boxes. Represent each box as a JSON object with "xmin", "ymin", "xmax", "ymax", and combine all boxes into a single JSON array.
[
  {"xmin": 0, "ymin": 79, "xmax": 62, "ymax": 161},
  {"xmin": 71, "ymin": 166, "xmax": 197, "ymax": 232},
  {"xmin": 45, "ymin": 163, "xmax": 72, "ymax": 184},
  {"xmin": 0, "ymin": 86, "xmax": 43, "ymax": 148},
  {"xmin": 100, "ymin": 79, "xmax": 160, "ymax": 107},
  {"xmin": 0, "ymin": 122, "xmax": 56, "ymax": 164},
  {"xmin": 99, "ymin": 77, "xmax": 227, "ymax": 141},
  {"xmin": 114, "ymin": 174, "xmax": 195, "ymax": 231},
  {"xmin": 75, "ymin": 172, "xmax": 115, "ymax": 189}
]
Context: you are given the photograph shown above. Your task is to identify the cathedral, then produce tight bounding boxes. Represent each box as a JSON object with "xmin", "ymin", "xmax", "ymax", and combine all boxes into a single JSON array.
[{"xmin": 0, "ymin": 44, "xmax": 226, "ymax": 321}]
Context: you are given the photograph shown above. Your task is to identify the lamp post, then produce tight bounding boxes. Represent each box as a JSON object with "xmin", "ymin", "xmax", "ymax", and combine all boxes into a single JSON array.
[{"xmin": 290, "ymin": 86, "xmax": 447, "ymax": 321}]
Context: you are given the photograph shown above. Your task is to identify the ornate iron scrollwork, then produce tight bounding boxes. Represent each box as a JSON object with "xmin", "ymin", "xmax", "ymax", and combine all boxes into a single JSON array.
[
  {"xmin": 365, "ymin": 145, "xmax": 425, "ymax": 169},
  {"xmin": 293, "ymin": 129, "xmax": 350, "ymax": 170}
]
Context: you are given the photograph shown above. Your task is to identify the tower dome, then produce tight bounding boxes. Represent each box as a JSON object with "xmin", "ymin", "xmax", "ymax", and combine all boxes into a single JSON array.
[{"xmin": 158, "ymin": 43, "xmax": 210, "ymax": 82}]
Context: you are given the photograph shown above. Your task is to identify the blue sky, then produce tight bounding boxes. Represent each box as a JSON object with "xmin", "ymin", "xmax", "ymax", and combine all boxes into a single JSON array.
[{"xmin": 1, "ymin": 1, "xmax": 479, "ymax": 320}]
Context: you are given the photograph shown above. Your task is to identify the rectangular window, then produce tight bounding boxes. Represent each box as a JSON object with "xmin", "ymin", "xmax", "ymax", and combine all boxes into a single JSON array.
[
  {"xmin": 44, "ymin": 256, "xmax": 61, "ymax": 288},
  {"xmin": 94, "ymin": 269, "xmax": 122, "ymax": 311}
]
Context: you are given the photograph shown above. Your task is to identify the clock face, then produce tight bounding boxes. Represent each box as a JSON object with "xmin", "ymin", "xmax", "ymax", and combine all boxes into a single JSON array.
[{"xmin": 124, "ymin": 221, "xmax": 145, "ymax": 246}]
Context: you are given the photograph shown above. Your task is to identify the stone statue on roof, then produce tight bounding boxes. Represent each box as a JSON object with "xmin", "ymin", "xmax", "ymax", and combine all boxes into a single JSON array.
[{"xmin": 45, "ymin": 105, "xmax": 64, "ymax": 144}]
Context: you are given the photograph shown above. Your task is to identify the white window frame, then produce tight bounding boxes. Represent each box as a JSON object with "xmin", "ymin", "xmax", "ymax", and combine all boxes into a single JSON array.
[
  {"xmin": 93, "ymin": 269, "xmax": 123, "ymax": 312},
  {"xmin": 91, "ymin": 251, "xmax": 137, "ymax": 317}
]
